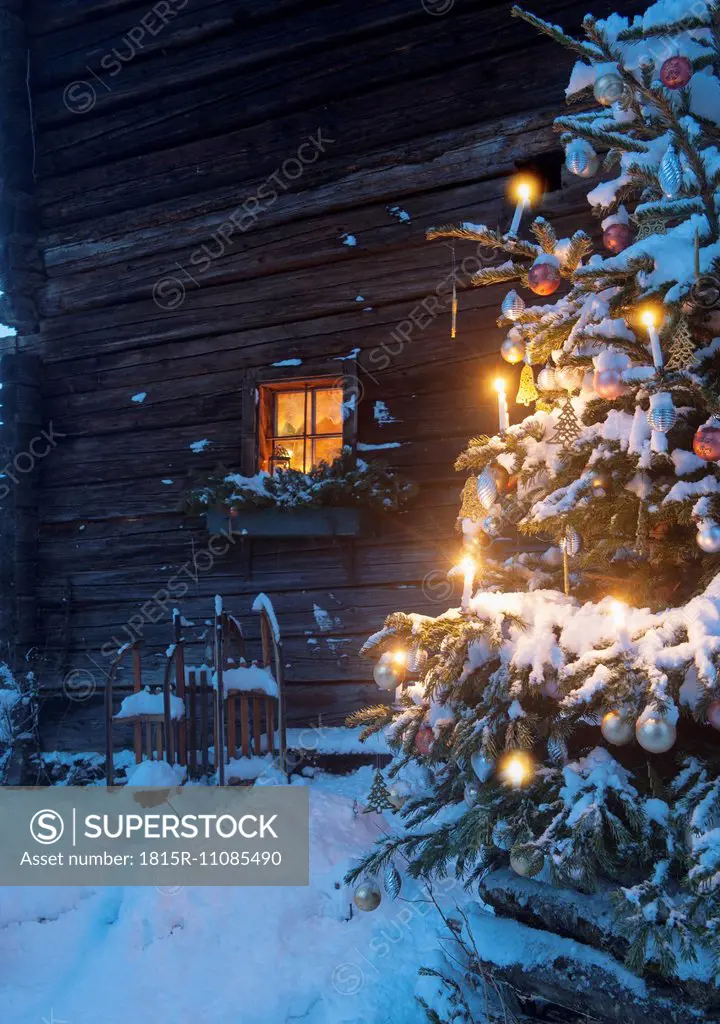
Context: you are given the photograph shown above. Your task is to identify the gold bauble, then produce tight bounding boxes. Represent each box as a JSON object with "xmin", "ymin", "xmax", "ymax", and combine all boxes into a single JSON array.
[{"xmin": 601, "ymin": 710, "xmax": 634, "ymax": 746}]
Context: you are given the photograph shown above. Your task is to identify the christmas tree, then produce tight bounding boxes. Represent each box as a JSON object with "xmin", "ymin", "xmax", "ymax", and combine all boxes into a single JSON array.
[{"xmin": 348, "ymin": 0, "xmax": 720, "ymax": 1010}]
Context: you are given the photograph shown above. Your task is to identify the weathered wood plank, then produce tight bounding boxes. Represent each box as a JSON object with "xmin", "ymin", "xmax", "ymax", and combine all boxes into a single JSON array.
[
  {"xmin": 33, "ymin": 0, "xmax": 422, "ymax": 119},
  {"xmin": 40, "ymin": 112, "xmax": 560, "ymax": 274},
  {"xmin": 38, "ymin": 180, "xmax": 591, "ymax": 317},
  {"xmin": 34, "ymin": 49, "xmax": 576, "ymax": 227}
]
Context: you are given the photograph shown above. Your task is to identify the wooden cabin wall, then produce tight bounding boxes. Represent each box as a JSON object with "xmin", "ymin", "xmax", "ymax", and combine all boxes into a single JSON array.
[{"xmin": 6, "ymin": 0, "xmax": 645, "ymax": 752}]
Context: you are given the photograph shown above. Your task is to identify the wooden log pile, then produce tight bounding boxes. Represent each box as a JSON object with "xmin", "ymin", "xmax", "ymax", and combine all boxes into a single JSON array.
[{"xmin": 475, "ymin": 869, "xmax": 719, "ymax": 1024}]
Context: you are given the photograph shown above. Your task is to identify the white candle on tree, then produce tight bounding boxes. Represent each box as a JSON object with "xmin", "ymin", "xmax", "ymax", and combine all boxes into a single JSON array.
[
  {"xmin": 494, "ymin": 378, "xmax": 509, "ymax": 432},
  {"xmin": 609, "ymin": 598, "xmax": 630, "ymax": 649},
  {"xmin": 640, "ymin": 306, "xmax": 664, "ymax": 370},
  {"xmin": 509, "ymin": 182, "xmax": 531, "ymax": 235},
  {"xmin": 459, "ymin": 555, "xmax": 476, "ymax": 614},
  {"xmin": 507, "ymin": 176, "xmax": 537, "ymax": 236}
]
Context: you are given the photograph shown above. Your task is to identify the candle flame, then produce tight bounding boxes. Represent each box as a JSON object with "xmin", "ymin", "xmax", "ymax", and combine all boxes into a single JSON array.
[
  {"xmin": 510, "ymin": 175, "xmax": 538, "ymax": 204},
  {"xmin": 639, "ymin": 305, "xmax": 661, "ymax": 329},
  {"xmin": 498, "ymin": 750, "xmax": 535, "ymax": 788},
  {"xmin": 493, "ymin": 378, "xmax": 506, "ymax": 394}
]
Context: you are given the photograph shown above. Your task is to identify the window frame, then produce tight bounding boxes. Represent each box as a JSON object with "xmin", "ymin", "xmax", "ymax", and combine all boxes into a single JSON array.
[{"xmin": 240, "ymin": 359, "xmax": 359, "ymax": 477}]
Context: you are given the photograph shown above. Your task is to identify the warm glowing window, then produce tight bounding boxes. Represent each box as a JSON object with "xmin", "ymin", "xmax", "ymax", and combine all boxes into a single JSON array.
[{"xmin": 258, "ymin": 379, "xmax": 344, "ymax": 473}]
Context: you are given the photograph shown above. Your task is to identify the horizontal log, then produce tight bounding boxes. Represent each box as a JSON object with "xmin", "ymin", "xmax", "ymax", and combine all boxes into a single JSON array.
[
  {"xmin": 34, "ymin": 47, "xmax": 575, "ymax": 227},
  {"xmin": 36, "ymin": 533, "xmax": 460, "ymax": 596},
  {"xmin": 467, "ymin": 899, "xmax": 716, "ymax": 1024},
  {"xmin": 38, "ymin": 178, "xmax": 590, "ymax": 319},
  {"xmin": 40, "ymin": 111, "xmax": 560, "ymax": 274},
  {"xmin": 28, "ymin": 0, "xmax": 308, "ymax": 37},
  {"xmin": 34, "ymin": 0, "xmax": 425, "ymax": 126}
]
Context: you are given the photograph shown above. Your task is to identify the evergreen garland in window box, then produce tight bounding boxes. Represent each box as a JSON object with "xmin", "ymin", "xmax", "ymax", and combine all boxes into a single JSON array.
[{"xmin": 184, "ymin": 448, "xmax": 415, "ymax": 538}]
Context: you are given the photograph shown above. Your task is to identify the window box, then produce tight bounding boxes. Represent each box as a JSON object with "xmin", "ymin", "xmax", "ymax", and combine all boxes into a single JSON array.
[{"xmin": 206, "ymin": 505, "xmax": 369, "ymax": 538}]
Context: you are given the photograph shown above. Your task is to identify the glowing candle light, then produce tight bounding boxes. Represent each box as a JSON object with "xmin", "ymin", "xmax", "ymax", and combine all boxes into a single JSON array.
[
  {"xmin": 498, "ymin": 750, "xmax": 535, "ymax": 788},
  {"xmin": 494, "ymin": 378, "xmax": 510, "ymax": 432},
  {"xmin": 458, "ymin": 555, "xmax": 476, "ymax": 614},
  {"xmin": 609, "ymin": 598, "xmax": 630, "ymax": 648},
  {"xmin": 640, "ymin": 306, "xmax": 664, "ymax": 370},
  {"xmin": 509, "ymin": 178, "xmax": 534, "ymax": 235},
  {"xmin": 391, "ymin": 649, "xmax": 407, "ymax": 669}
]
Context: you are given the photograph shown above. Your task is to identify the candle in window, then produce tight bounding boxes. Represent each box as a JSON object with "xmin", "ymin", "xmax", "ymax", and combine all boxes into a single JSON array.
[
  {"xmin": 640, "ymin": 306, "xmax": 664, "ymax": 370},
  {"xmin": 459, "ymin": 555, "xmax": 476, "ymax": 614},
  {"xmin": 508, "ymin": 176, "xmax": 537, "ymax": 236},
  {"xmin": 494, "ymin": 378, "xmax": 509, "ymax": 432}
]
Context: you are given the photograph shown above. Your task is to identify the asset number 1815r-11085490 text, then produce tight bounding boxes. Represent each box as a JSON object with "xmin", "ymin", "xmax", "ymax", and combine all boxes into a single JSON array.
[{"xmin": 139, "ymin": 851, "xmax": 283, "ymax": 867}]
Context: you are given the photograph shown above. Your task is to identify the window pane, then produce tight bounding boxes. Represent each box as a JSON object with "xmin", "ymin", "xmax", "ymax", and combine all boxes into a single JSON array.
[
  {"xmin": 276, "ymin": 391, "xmax": 306, "ymax": 436},
  {"xmin": 313, "ymin": 437, "xmax": 343, "ymax": 467},
  {"xmin": 314, "ymin": 388, "xmax": 343, "ymax": 434},
  {"xmin": 276, "ymin": 437, "xmax": 307, "ymax": 471}
]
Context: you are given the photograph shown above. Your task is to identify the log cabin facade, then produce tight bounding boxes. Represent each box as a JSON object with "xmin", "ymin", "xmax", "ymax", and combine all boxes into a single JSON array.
[{"xmin": 0, "ymin": 0, "xmax": 644, "ymax": 755}]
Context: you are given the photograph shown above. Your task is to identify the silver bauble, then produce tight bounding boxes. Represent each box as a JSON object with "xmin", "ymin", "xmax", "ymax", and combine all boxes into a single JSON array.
[
  {"xmin": 384, "ymin": 862, "xmax": 402, "ymax": 900},
  {"xmin": 658, "ymin": 144, "xmax": 682, "ymax": 199},
  {"xmin": 536, "ymin": 366, "xmax": 558, "ymax": 392},
  {"xmin": 697, "ymin": 523, "xmax": 720, "ymax": 553},
  {"xmin": 636, "ymin": 715, "xmax": 677, "ymax": 754},
  {"xmin": 373, "ymin": 655, "xmax": 402, "ymax": 691},
  {"xmin": 593, "ymin": 71, "xmax": 626, "ymax": 106},
  {"xmin": 501, "ymin": 335, "xmax": 526, "ymax": 365},
  {"xmin": 565, "ymin": 139, "xmax": 600, "ymax": 177},
  {"xmin": 387, "ymin": 781, "xmax": 410, "ymax": 809},
  {"xmin": 509, "ymin": 847, "xmax": 544, "ymax": 878},
  {"xmin": 353, "ymin": 880, "xmax": 382, "ymax": 912},
  {"xmin": 501, "ymin": 289, "xmax": 525, "ymax": 321},
  {"xmin": 476, "ymin": 468, "xmax": 498, "ymax": 511},
  {"xmin": 561, "ymin": 526, "xmax": 582, "ymax": 558},
  {"xmin": 555, "ymin": 365, "xmax": 585, "ymax": 392},
  {"xmin": 481, "ymin": 514, "xmax": 502, "ymax": 538},
  {"xmin": 647, "ymin": 401, "xmax": 677, "ymax": 434},
  {"xmin": 464, "ymin": 779, "xmax": 481, "ymax": 807},
  {"xmin": 406, "ymin": 646, "xmax": 428, "ymax": 676},
  {"xmin": 471, "ymin": 750, "xmax": 494, "ymax": 783},
  {"xmin": 601, "ymin": 710, "xmax": 634, "ymax": 746}
]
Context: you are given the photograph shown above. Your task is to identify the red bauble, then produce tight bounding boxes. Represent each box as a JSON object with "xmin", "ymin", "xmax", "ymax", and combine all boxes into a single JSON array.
[
  {"xmin": 593, "ymin": 368, "xmax": 626, "ymax": 400},
  {"xmin": 528, "ymin": 262, "xmax": 561, "ymax": 296},
  {"xmin": 414, "ymin": 724, "xmax": 434, "ymax": 756},
  {"xmin": 693, "ymin": 424, "xmax": 720, "ymax": 461},
  {"xmin": 603, "ymin": 222, "xmax": 634, "ymax": 254},
  {"xmin": 660, "ymin": 55, "xmax": 693, "ymax": 90}
]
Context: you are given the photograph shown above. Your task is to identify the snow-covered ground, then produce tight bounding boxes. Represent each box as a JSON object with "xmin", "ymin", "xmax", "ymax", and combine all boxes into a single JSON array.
[{"xmin": 0, "ymin": 769, "xmax": 460, "ymax": 1024}]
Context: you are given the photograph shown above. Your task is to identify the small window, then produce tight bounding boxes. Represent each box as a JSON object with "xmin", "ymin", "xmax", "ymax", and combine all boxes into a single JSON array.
[{"xmin": 258, "ymin": 378, "xmax": 345, "ymax": 473}]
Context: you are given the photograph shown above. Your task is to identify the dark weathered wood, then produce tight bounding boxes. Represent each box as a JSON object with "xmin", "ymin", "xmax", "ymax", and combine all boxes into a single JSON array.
[
  {"xmin": 4, "ymin": 0, "xmax": 647, "ymax": 745},
  {"xmin": 39, "ymin": 113, "xmax": 559, "ymax": 278},
  {"xmin": 188, "ymin": 671, "xmax": 197, "ymax": 775},
  {"xmin": 240, "ymin": 695, "xmax": 249, "ymax": 757},
  {"xmin": 200, "ymin": 668, "xmax": 209, "ymax": 775}
]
